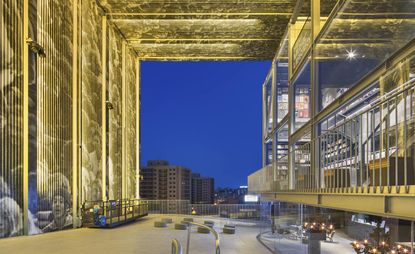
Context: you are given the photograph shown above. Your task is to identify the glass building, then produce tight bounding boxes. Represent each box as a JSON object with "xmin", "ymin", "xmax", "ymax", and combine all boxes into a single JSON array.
[
  {"xmin": 249, "ymin": 0, "xmax": 415, "ymax": 252},
  {"xmin": 1, "ymin": 0, "xmax": 415, "ymax": 253}
]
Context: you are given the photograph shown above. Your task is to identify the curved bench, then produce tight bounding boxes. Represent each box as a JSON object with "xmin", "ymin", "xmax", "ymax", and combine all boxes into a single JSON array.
[
  {"xmin": 174, "ymin": 223, "xmax": 188, "ymax": 230},
  {"xmin": 197, "ymin": 226, "xmax": 210, "ymax": 234},
  {"xmin": 162, "ymin": 218, "xmax": 173, "ymax": 223},
  {"xmin": 204, "ymin": 220, "xmax": 214, "ymax": 228},
  {"xmin": 223, "ymin": 227, "xmax": 235, "ymax": 234},
  {"xmin": 154, "ymin": 221, "xmax": 168, "ymax": 228}
]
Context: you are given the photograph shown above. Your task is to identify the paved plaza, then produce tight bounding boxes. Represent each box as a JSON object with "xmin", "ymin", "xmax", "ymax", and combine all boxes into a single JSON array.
[{"xmin": 0, "ymin": 215, "xmax": 272, "ymax": 254}]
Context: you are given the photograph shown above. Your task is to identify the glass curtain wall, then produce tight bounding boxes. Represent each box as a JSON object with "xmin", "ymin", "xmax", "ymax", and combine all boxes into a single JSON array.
[
  {"xmin": 264, "ymin": 70, "xmax": 274, "ymax": 166},
  {"xmin": 314, "ymin": 0, "xmax": 415, "ymax": 112},
  {"xmin": 258, "ymin": 202, "xmax": 415, "ymax": 254},
  {"xmin": 262, "ymin": 32, "xmax": 290, "ymax": 190},
  {"xmin": 317, "ymin": 54, "xmax": 415, "ymax": 191},
  {"xmin": 284, "ymin": 0, "xmax": 415, "ymax": 192},
  {"xmin": 291, "ymin": 61, "xmax": 311, "ymax": 134}
]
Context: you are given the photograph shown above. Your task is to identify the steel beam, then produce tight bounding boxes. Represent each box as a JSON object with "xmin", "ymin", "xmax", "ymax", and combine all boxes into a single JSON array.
[{"xmin": 271, "ymin": 192, "xmax": 415, "ymax": 221}]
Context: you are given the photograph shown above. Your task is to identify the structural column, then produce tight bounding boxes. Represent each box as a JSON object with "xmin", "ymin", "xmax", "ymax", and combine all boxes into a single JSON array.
[
  {"xmin": 72, "ymin": 0, "xmax": 80, "ymax": 225},
  {"xmin": 121, "ymin": 41, "xmax": 127, "ymax": 199},
  {"xmin": 136, "ymin": 59, "xmax": 141, "ymax": 199},
  {"xmin": 23, "ymin": 0, "xmax": 30, "ymax": 236},
  {"xmin": 311, "ymin": 0, "xmax": 321, "ymax": 189},
  {"xmin": 101, "ymin": 15, "xmax": 108, "ymax": 201}
]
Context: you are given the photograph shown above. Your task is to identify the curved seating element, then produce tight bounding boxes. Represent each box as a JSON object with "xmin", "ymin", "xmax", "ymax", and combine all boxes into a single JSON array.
[
  {"xmin": 197, "ymin": 226, "xmax": 210, "ymax": 234},
  {"xmin": 174, "ymin": 223, "xmax": 187, "ymax": 230},
  {"xmin": 162, "ymin": 218, "xmax": 173, "ymax": 223},
  {"xmin": 154, "ymin": 221, "xmax": 168, "ymax": 228},
  {"xmin": 223, "ymin": 227, "xmax": 235, "ymax": 234}
]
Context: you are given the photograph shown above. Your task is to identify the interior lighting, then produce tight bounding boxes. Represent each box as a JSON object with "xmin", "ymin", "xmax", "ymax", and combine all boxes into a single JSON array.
[{"xmin": 346, "ymin": 48, "xmax": 357, "ymax": 60}]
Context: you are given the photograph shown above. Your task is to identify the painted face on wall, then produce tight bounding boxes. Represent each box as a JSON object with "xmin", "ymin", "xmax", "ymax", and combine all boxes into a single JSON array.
[
  {"xmin": 0, "ymin": 210, "xmax": 11, "ymax": 238},
  {"xmin": 52, "ymin": 195, "xmax": 66, "ymax": 219}
]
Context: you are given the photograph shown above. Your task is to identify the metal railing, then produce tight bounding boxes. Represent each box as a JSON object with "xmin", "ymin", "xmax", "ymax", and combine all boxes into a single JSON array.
[
  {"xmin": 248, "ymin": 162, "xmax": 288, "ymax": 193},
  {"xmin": 143, "ymin": 200, "xmax": 263, "ymax": 220},
  {"xmin": 294, "ymin": 141, "xmax": 314, "ymax": 190},
  {"xmin": 171, "ymin": 239, "xmax": 183, "ymax": 254},
  {"xmin": 186, "ymin": 222, "xmax": 220, "ymax": 254},
  {"xmin": 318, "ymin": 78, "xmax": 415, "ymax": 193},
  {"xmin": 82, "ymin": 199, "xmax": 149, "ymax": 227},
  {"xmin": 250, "ymin": 78, "xmax": 415, "ymax": 195},
  {"xmin": 146, "ymin": 200, "xmax": 190, "ymax": 214}
]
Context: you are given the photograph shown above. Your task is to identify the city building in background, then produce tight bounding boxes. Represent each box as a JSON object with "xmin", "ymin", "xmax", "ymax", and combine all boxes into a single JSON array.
[
  {"xmin": 191, "ymin": 173, "xmax": 214, "ymax": 204},
  {"xmin": 140, "ymin": 160, "xmax": 191, "ymax": 201},
  {"xmin": 215, "ymin": 186, "xmax": 248, "ymax": 204}
]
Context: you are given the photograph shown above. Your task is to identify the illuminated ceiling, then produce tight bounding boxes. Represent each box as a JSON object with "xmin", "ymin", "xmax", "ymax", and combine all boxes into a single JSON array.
[
  {"xmin": 315, "ymin": 0, "xmax": 415, "ymax": 60},
  {"xmin": 98, "ymin": 0, "xmax": 298, "ymax": 60}
]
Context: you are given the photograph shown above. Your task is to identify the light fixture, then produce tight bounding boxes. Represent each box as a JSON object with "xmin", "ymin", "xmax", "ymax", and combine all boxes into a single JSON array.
[{"xmin": 346, "ymin": 48, "xmax": 357, "ymax": 60}]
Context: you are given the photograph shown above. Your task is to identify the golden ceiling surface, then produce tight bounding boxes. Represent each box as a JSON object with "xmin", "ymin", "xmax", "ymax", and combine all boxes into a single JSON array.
[{"xmin": 98, "ymin": 0, "xmax": 297, "ymax": 60}]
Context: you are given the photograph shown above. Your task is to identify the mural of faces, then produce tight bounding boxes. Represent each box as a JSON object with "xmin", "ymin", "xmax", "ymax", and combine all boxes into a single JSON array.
[{"xmin": 0, "ymin": 197, "xmax": 23, "ymax": 238}]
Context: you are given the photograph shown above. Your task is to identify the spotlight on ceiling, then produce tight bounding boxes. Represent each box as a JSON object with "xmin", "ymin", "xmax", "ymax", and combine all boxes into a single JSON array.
[{"xmin": 346, "ymin": 49, "xmax": 357, "ymax": 60}]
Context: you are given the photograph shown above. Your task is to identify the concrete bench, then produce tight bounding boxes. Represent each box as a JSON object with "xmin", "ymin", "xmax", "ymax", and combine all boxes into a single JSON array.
[
  {"xmin": 204, "ymin": 220, "xmax": 214, "ymax": 228},
  {"xmin": 197, "ymin": 226, "xmax": 210, "ymax": 234},
  {"xmin": 162, "ymin": 218, "xmax": 173, "ymax": 223},
  {"xmin": 223, "ymin": 227, "xmax": 235, "ymax": 234},
  {"xmin": 174, "ymin": 223, "xmax": 187, "ymax": 230},
  {"xmin": 154, "ymin": 221, "xmax": 168, "ymax": 228}
]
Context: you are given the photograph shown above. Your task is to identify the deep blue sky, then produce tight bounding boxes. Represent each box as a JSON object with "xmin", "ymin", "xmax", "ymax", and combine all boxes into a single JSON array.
[{"xmin": 141, "ymin": 61, "xmax": 271, "ymax": 188}]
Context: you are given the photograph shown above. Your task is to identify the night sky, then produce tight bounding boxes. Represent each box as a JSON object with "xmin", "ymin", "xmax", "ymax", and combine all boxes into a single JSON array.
[{"xmin": 140, "ymin": 61, "xmax": 272, "ymax": 188}]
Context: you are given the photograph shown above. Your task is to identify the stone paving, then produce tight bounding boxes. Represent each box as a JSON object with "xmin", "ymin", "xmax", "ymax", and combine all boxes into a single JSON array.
[
  {"xmin": 0, "ymin": 215, "xmax": 272, "ymax": 254},
  {"xmin": 259, "ymin": 229, "xmax": 356, "ymax": 254}
]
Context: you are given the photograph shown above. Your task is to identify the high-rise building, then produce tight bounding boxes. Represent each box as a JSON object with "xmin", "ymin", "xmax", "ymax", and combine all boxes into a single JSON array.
[
  {"xmin": 191, "ymin": 173, "xmax": 214, "ymax": 204},
  {"xmin": 140, "ymin": 160, "xmax": 191, "ymax": 201}
]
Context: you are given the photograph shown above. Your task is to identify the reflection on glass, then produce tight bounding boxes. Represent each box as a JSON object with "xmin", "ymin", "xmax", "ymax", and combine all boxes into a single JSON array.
[
  {"xmin": 293, "ymin": 17, "xmax": 311, "ymax": 72},
  {"xmin": 293, "ymin": 134, "xmax": 311, "ymax": 190},
  {"xmin": 265, "ymin": 139, "xmax": 273, "ymax": 166},
  {"xmin": 276, "ymin": 61, "xmax": 289, "ymax": 122},
  {"xmin": 265, "ymin": 73, "xmax": 273, "ymax": 135},
  {"xmin": 317, "ymin": 52, "xmax": 415, "ymax": 190},
  {"xmin": 258, "ymin": 202, "xmax": 415, "ymax": 254},
  {"xmin": 292, "ymin": 61, "xmax": 311, "ymax": 133},
  {"xmin": 314, "ymin": 0, "xmax": 415, "ymax": 112},
  {"xmin": 274, "ymin": 123, "xmax": 289, "ymax": 191}
]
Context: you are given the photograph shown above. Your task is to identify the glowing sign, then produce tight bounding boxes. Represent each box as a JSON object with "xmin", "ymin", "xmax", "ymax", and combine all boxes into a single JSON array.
[{"xmin": 244, "ymin": 195, "xmax": 259, "ymax": 202}]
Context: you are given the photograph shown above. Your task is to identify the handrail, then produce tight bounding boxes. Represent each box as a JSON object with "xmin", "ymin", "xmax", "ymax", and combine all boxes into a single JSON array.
[
  {"xmin": 186, "ymin": 221, "xmax": 220, "ymax": 254},
  {"xmin": 171, "ymin": 239, "xmax": 183, "ymax": 254},
  {"xmin": 323, "ymin": 78, "xmax": 415, "ymax": 134}
]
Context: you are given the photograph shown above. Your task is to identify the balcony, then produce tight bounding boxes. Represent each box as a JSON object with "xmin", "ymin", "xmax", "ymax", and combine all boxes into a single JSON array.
[{"xmin": 251, "ymin": 77, "xmax": 415, "ymax": 220}]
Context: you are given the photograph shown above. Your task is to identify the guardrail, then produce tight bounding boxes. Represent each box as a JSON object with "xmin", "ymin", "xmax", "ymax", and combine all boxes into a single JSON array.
[
  {"xmin": 248, "ymin": 162, "xmax": 289, "ymax": 193},
  {"xmin": 250, "ymin": 78, "xmax": 415, "ymax": 195},
  {"xmin": 171, "ymin": 239, "xmax": 183, "ymax": 254},
  {"xmin": 82, "ymin": 199, "xmax": 148, "ymax": 227},
  {"xmin": 143, "ymin": 200, "xmax": 263, "ymax": 220},
  {"xmin": 317, "ymin": 78, "xmax": 415, "ymax": 193},
  {"xmin": 185, "ymin": 222, "xmax": 220, "ymax": 254}
]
